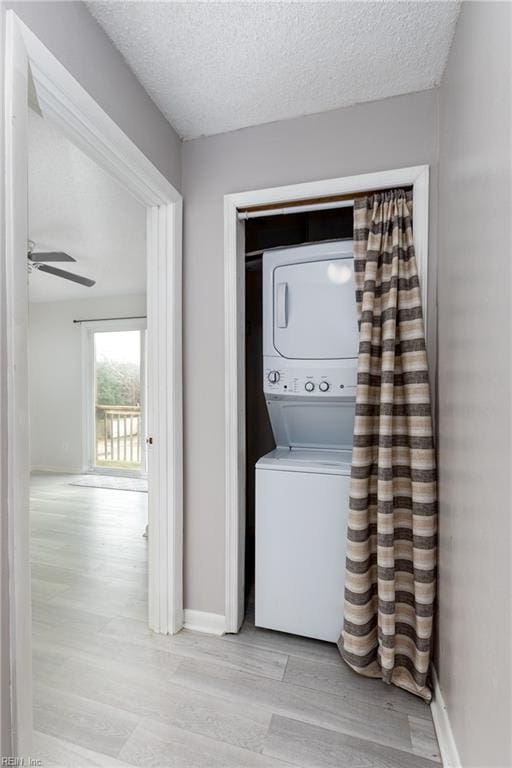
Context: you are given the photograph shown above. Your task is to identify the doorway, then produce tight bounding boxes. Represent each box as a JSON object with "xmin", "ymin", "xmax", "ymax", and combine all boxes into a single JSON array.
[
  {"xmin": 3, "ymin": 11, "xmax": 183, "ymax": 753},
  {"xmin": 83, "ymin": 320, "xmax": 148, "ymax": 476},
  {"xmin": 223, "ymin": 166, "xmax": 430, "ymax": 633},
  {"xmin": 244, "ymin": 207, "xmax": 354, "ymax": 608}
]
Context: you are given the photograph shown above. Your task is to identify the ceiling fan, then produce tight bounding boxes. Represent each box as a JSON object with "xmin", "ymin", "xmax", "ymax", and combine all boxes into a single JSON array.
[{"xmin": 27, "ymin": 240, "xmax": 96, "ymax": 287}]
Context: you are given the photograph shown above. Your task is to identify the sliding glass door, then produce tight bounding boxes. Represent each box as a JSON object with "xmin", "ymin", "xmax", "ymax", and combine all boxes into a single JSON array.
[{"xmin": 84, "ymin": 320, "xmax": 147, "ymax": 475}]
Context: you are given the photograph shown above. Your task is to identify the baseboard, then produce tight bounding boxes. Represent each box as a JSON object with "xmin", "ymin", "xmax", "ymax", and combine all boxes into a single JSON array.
[
  {"xmin": 430, "ymin": 666, "xmax": 462, "ymax": 768},
  {"xmin": 31, "ymin": 465, "xmax": 84, "ymax": 474},
  {"xmin": 183, "ymin": 609, "xmax": 226, "ymax": 636}
]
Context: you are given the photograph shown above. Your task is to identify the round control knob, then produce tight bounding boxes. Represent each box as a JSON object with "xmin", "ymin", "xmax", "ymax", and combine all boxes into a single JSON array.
[
  {"xmin": 319, "ymin": 381, "xmax": 330, "ymax": 392},
  {"xmin": 304, "ymin": 381, "xmax": 315, "ymax": 392},
  {"xmin": 267, "ymin": 370, "xmax": 280, "ymax": 384}
]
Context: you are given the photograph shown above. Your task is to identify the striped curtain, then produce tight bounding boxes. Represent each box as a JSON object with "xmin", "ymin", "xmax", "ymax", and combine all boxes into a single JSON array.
[{"xmin": 338, "ymin": 190, "xmax": 437, "ymax": 701}]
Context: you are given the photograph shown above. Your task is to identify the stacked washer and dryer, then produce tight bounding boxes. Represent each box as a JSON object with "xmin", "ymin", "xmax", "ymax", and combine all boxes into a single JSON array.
[{"xmin": 255, "ymin": 239, "xmax": 359, "ymax": 643}]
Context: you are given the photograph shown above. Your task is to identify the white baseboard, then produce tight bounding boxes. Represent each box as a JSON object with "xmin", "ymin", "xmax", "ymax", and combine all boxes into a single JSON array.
[
  {"xmin": 431, "ymin": 666, "xmax": 461, "ymax": 768},
  {"xmin": 183, "ymin": 609, "xmax": 226, "ymax": 636},
  {"xmin": 31, "ymin": 465, "xmax": 84, "ymax": 474}
]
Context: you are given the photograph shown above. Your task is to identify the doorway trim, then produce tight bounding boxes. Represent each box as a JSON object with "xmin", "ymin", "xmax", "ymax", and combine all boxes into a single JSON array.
[
  {"xmin": 223, "ymin": 165, "xmax": 429, "ymax": 633},
  {"xmin": 3, "ymin": 11, "xmax": 183, "ymax": 755}
]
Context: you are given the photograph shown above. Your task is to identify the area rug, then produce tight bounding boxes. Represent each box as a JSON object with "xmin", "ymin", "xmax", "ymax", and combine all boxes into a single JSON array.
[{"xmin": 70, "ymin": 475, "xmax": 148, "ymax": 493}]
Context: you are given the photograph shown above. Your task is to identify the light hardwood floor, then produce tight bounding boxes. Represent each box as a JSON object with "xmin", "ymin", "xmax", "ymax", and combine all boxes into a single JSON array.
[{"xmin": 31, "ymin": 473, "xmax": 441, "ymax": 767}]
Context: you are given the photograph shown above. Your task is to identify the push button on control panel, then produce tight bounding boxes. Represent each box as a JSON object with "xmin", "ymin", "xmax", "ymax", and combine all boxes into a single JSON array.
[{"xmin": 304, "ymin": 381, "xmax": 315, "ymax": 392}]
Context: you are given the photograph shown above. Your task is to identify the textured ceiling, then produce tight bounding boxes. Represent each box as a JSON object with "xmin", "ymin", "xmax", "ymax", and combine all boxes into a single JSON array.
[
  {"xmin": 28, "ymin": 110, "xmax": 146, "ymax": 303},
  {"xmin": 87, "ymin": 1, "xmax": 459, "ymax": 140}
]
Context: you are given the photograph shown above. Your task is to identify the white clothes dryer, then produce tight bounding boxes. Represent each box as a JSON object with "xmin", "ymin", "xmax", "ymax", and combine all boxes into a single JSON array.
[{"xmin": 262, "ymin": 238, "xmax": 359, "ymax": 398}]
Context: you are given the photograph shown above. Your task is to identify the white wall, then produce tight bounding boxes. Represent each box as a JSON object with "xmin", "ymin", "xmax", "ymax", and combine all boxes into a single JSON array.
[
  {"xmin": 29, "ymin": 294, "xmax": 146, "ymax": 473},
  {"xmin": 436, "ymin": 3, "xmax": 511, "ymax": 766},
  {"xmin": 182, "ymin": 89, "xmax": 439, "ymax": 615}
]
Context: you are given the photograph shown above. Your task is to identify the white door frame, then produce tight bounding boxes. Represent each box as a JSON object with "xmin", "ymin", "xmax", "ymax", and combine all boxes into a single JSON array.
[
  {"xmin": 223, "ymin": 165, "xmax": 429, "ymax": 633},
  {"xmin": 81, "ymin": 317, "xmax": 148, "ymax": 477},
  {"xmin": 3, "ymin": 11, "xmax": 183, "ymax": 755}
]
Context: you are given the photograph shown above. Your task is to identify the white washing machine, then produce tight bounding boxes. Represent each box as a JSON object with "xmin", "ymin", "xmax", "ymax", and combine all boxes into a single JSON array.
[
  {"xmin": 256, "ymin": 448, "xmax": 353, "ymax": 642},
  {"xmin": 255, "ymin": 240, "xmax": 359, "ymax": 643}
]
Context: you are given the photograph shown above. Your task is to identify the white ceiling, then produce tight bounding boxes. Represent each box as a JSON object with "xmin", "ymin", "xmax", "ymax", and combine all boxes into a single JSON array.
[
  {"xmin": 28, "ymin": 109, "xmax": 146, "ymax": 303},
  {"xmin": 87, "ymin": 1, "xmax": 459, "ymax": 140}
]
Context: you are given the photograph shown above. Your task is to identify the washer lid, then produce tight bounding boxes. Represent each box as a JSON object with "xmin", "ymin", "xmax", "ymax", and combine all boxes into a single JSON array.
[{"xmin": 256, "ymin": 447, "xmax": 352, "ymax": 475}]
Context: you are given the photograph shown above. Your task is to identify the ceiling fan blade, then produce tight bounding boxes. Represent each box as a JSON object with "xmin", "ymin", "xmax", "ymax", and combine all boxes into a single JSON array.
[
  {"xmin": 37, "ymin": 263, "xmax": 96, "ymax": 287},
  {"xmin": 28, "ymin": 251, "xmax": 76, "ymax": 262}
]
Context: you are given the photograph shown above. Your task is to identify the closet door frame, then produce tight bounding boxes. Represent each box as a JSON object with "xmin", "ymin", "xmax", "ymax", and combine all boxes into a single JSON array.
[{"xmin": 223, "ymin": 164, "xmax": 430, "ymax": 634}]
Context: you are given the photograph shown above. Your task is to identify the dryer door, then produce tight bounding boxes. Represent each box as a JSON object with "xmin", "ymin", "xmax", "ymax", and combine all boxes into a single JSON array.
[{"xmin": 273, "ymin": 257, "xmax": 358, "ymax": 359}]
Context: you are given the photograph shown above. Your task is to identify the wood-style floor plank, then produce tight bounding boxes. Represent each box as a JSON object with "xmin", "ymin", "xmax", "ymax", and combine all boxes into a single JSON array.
[
  {"xmin": 44, "ymin": 582, "xmax": 145, "ymax": 619},
  {"xmin": 43, "ymin": 654, "xmax": 273, "ymax": 755},
  {"xmin": 171, "ymin": 656, "xmax": 418, "ymax": 754},
  {"xmin": 31, "ymin": 577, "xmax": 72, "ymax": 602},
  {"xmin": 34, "ymin": 682, "xmax": 140, "ymax": 758},
  {"xmin": 263, "ymin": 714, "xmax": 439, "ymax": 768},
  {"xmin": 117, "ymin": 717, "xmax": 290, "ymax": 768},
  {"xmin": 284, "ymin": 653, "xmax": 431, "ymax": 719},
  {"xmin": 31, "ymin": 473, "xmax": 441, "ymax": 768},
  {"xmin": 409, "ymin": 715, "xmax": 442, "ymax": 763},
  {"xmin": 32, "ymin": 601, "xmax": 112, "ymax": 634},
  {"xmin": 101, "ymin": 616, "xmax": 289, "ymax": 680},
  {"xmin": 32, "ymin": 646, "xmax": 70, "ymax": 684},
  {"xmin": 223, "ymin": 622, "xmax": 342, "ymax": 666},
  {"xmin": 33, "ymin": 731, "xmax": 134, "ymax": 768}
]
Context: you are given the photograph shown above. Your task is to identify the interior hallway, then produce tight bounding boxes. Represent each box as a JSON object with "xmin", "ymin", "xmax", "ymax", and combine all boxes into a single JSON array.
[{"xmin": 31, "ymin": 474, "xmax": 441, "ymax": 767}]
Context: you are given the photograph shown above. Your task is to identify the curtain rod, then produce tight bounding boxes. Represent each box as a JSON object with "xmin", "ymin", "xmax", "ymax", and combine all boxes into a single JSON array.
[
  {"xmin": 73, "ymin": 315, "xmax": 147, "ymax": 324},
  {"xmin": 237, "ymin": 199, "xmax": 354, "ymax": 221}
]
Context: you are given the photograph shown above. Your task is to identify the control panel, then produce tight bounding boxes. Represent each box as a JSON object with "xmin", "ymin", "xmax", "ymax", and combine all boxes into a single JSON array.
[{"xmin": 263, "ymin": 358, "xmax": 357, "ymax": 398}]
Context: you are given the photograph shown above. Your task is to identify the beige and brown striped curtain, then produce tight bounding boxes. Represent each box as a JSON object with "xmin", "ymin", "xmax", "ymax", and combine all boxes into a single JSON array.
[{"xmin": 338, "ymin": 189, "xmax": 436, "ymax": 701}]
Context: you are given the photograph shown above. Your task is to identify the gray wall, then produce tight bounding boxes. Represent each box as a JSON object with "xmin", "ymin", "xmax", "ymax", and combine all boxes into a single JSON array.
[
  {"xmin": 5, "ymin": 1, "xmax": 182, "ymax": 191},
  {"xmin": 436, "ymin": 3, "xmax": 511, "ymax": 766},
  {"xmin": 182, "ymin": 90, "xmax": 439, "ymax": 614}
]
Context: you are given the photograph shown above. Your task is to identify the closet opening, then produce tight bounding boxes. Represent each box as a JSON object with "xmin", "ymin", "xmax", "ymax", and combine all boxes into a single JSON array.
[
  {"xmin": 243, "ymin": 203, "xmax": 355, "ymax": 616},
  {"xmin": 225, "ymin": 168, "xmax": 429, "ymax": 637}
]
